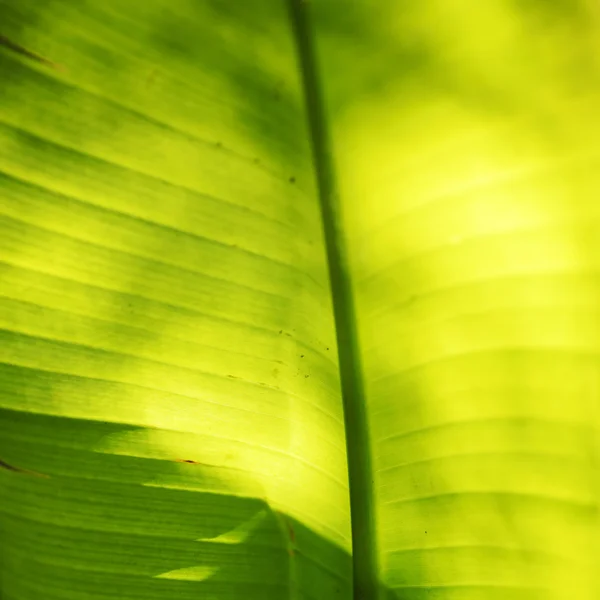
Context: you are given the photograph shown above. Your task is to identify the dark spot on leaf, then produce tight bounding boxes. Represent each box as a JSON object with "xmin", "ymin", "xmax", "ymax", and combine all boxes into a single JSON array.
[
  {"xmin": 147, "ymin": 69, "xmax": 157, "ymax": 88},
  {"xmin": 289, "ymin": 176, "xmax": 295, "ymax": 183},
  {"xmin": 0, "ymin": 34, "xmax": 63, "ymax": 71},
  {"xmin": 300, "ymin": 355, "xmax": 304, "ymax": 358},
  {"xmin": 304, "ymin": 374, "xmax": 309, "ymax": 378},
  {"xmin": 216, "ymin": 141, "xmax": 222, "ymax": 148},
  {"xmin": 176, "ymin": 459, "xmax": 204, "ymax": 465},
  {"xmin": 285, "ymin": 333, "xmax": 292, "ymax": 337},
  {"xmin": 326, "ymin": 347, "xmax": 329, "ymax": 350},
  {"xmin": 279, "ymin": 330, "xmax": 283, "ymax": 334},
  {"xmin": 0, "ymin": 459, "xmax": 48, "ymax": 478}
]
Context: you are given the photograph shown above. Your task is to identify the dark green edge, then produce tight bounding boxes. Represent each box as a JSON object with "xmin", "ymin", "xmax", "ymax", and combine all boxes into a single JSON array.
[{"xmin": 287, "ymin": 2, "xmax": 381, "ymax": 598}]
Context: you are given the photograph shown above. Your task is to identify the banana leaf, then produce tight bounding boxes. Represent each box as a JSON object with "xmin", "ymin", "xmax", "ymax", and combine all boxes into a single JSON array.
[{"xmin": 1, "ymin": 1, "xmax": 599, "ymax": 599}]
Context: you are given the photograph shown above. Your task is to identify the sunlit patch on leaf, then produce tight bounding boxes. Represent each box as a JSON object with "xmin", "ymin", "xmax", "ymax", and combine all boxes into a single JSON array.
[
  {"xmin": 155, "ymin": 565, "xmax": 217, "ymax": 581},
  {"xmin": 201, "ymin": 509, "xmax": 269, "ymax": 544}
]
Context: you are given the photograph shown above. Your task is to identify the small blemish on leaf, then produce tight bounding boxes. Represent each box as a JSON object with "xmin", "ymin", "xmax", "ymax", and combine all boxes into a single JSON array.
[
  {"xmin": 0, "ymin": 459, "xmax": 48, "ymax": 478},
  {"xmin": 147, "ymin": 69, "xmax": 157, "ymax": 88},
  {"xmin": 289, "ymin": 176, "xmax": 295, "ymax": 183},
  {"xmin": 0, "ymin": 34, "xmax": 64, "ymax": 71},
  {"xmin": 279, "ymin": 330, "xmax": 283, "ymax": 334},
  {"xmin": 304, "ymin": 374, "xmax": 309, "ymax": 378},
  {"xmin": 300, "ymin": 355, "xmax": 304, "ymax": 358}
]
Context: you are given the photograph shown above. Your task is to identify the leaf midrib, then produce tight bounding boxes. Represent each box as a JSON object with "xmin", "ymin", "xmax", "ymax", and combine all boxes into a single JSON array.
[{"xmin": 287, "ymin": 1, "xmax": 380, "ymax": 598}]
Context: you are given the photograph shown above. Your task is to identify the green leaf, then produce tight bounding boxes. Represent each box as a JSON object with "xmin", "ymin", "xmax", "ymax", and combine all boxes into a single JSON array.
[
  {"xmin": 313, "ymin": 1, "xmax": 600, "ymax": 599},
  {"xmin": 2, "ymin": 1, "xmax": 600, "ymax": 600},
  {"xmin": 0, "ymin": 1, "xmax": 351, "ymax": 598}
]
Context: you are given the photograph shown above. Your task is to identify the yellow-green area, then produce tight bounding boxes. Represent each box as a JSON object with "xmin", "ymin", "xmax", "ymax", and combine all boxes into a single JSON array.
[
  {"xmin": 3, "ymin": 1, "xmax": 600, "ymax": 600},
  {"xmin": 313, "ymin": 0, "xmax": 600, "ymax": 599},
  {"xmin": 0, "ymin": 1, "xmax": 351, "ymax": 599}
]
